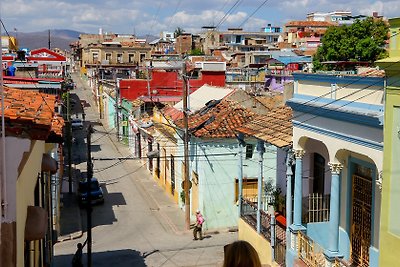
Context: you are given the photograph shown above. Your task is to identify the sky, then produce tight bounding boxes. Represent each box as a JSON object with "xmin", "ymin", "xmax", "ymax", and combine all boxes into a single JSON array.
[{"xmin": 0, "ymin": 0, "xmax": 399, "ymax": 35}]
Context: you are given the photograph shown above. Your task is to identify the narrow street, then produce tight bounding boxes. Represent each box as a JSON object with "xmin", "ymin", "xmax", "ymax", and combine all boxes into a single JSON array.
[{"xmin": 53, "ymin": 73, "xmax": 237, "ymax": 267}]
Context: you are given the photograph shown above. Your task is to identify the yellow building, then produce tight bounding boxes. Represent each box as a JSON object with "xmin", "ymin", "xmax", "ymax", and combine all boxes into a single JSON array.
[
  {"xmin": 375, "ymin": 17, "xmax": 400, "ymax": 267},
  {"xmin": 0, "ymin": 88, "xmax": 63, "ymax": 267},
  {"xmin": 1, "ymin": 35, "xmax": 18, "ymax": 51}
]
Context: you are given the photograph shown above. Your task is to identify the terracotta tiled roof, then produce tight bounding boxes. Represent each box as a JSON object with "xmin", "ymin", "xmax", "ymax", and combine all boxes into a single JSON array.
[
  {"xmin": 163, "ymin": 106, "xmax": 183, "ymax": 121},
  {"xmin": 357, "ymin": 68, "xmax": 385, "ymax": 77},
  {"xmin": 176, "ymin": 99, "xmax": 256, "ymax": 138},
  {"xmin": 0, "ymin": 87, "xmax": 64, "ymax": 141},
  {"xmin": 236, "ymin": 106, "xmax": 292, "ymax": 148},
  {"xmin": 285, "ymin": 21, "xmax": 335, "ymax": 27}
]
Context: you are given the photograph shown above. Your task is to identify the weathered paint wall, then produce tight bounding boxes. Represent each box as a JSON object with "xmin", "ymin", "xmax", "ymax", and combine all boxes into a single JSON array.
[
  {"xmin": 17, "ymin": 139, "xmax": 46, "ymax": 267},
  {"xmin": 238, "ymin": 218, "xmax": 273, "ymax": 266},
  {"xmin": 193, "ymin": 139, "xmax": 277, "ymax": 230}
]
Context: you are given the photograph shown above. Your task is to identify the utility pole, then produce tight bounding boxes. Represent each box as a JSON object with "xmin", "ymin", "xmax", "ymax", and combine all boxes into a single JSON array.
[
  {"xmin": 67, "ymin": 91, "xmax": 72, "ymax": 193},
  {"xmin": 48, "ymin": 29, "xmax": 51, "ymax": 50},
  {"xmin": 182, "ymin": 62, "xmax": 191, "ymax": 230},
  {"xmin": 86, "ymin": 124, "xmax": 93, "ymax": 267},
  {"xmin": 115, "ymin": 70, "xmax": 120, "ymax": 141}
]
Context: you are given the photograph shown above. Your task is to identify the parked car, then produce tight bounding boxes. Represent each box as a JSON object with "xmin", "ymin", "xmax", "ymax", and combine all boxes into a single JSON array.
[
  {"xmin": 71, "ymin": 118, "xmax": 83, "ymax": 130},
  {"xmin": 78, "ymin": 178, "xmax": 104, "ymax": 206}
]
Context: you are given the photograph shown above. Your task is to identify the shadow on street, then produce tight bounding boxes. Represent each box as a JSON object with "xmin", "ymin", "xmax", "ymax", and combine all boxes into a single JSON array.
[{"xmin": 53, "ymin": 249, "xmax": 146, "ymax": 267}]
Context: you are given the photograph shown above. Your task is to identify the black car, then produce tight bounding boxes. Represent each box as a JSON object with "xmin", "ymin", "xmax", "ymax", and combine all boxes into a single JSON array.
[{"xmin": 78, "ymin": 178, "xmax": 104, "ymax": 206}]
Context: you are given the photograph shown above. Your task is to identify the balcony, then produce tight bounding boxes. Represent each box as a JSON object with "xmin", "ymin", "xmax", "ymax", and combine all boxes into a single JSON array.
[{"xmin": 240, "ymin": 197, "xmax": 286, "ymax": 266}]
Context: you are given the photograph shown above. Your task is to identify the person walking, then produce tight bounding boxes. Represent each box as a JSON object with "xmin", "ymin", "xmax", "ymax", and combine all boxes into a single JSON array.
[
  {"xmin": 193, "ymin": 210, "xmax": 205, "ymax": 240},
  {"xmin": 72, "ymin": 239, "xmax": 87, "ymax": 267}
]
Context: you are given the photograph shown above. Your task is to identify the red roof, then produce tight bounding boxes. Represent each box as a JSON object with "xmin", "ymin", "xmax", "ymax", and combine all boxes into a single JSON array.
[
  {"xmin": 285, "ymin": 20, "xmax": 335, "ymax": 27},
  {"xmin": 0, "ymin": 87, "xmax": 64, "ymax": 141},
  {"xmin": 175, "ymin": 99, "xmax": 255, "ymax": 138}
]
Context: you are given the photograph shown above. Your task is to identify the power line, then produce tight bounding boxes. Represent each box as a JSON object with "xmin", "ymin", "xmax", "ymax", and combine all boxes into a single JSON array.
[{"xmin": 238, "ymin": 0, "xmax": 270, "ymax": 28}]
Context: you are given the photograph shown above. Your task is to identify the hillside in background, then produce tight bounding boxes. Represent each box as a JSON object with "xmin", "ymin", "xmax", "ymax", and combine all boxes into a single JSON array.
[
  {"xmin": 17, "ymin": 29, "xmax": 82, "ymax": 51},
  {"xmin": 15, "ymin": 29, "xmax": 159, "ymax": 51}
]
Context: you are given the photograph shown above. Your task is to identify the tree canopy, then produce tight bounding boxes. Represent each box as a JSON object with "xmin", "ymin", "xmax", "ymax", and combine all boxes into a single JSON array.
[{"xmin": 313, "ymin": 18, "xmax": 389, "ymax": 70}]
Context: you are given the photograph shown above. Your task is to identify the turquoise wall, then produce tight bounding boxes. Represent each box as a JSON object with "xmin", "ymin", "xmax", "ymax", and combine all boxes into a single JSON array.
[
  {"xmin": 306, "ymin": 223, "xmax": 351, "ymax": 260},
  {"xmin": 107, "ymin": 97, "xmax": 116, "ymax": 129},
  {"xmin": 190, "ymin": 138, "xmax": 278, "ymax": 229}
]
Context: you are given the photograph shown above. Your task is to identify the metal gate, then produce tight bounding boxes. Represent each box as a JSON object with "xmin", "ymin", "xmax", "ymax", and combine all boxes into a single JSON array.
[{"xmin": 351, "ymin": 174, "xmax": 372, "ymax": 267}]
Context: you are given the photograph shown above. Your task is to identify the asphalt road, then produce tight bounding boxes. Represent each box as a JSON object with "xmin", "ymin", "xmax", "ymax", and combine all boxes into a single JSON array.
[{"xmin": 53, "ymin": 73, "xmax": 237, "ymax": 267}]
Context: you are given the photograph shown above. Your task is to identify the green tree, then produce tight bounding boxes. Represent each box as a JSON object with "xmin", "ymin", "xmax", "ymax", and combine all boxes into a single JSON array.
[
  {"xmin": 188, "ymin": 48, "xmax": 204, "ymax": 55},
  {"xmin": 313, "ymin": 17, "xmax": 389, "ymax": 71},
  {"xmin": 174, "ymin": 27, "xmax": 184, "ymax": 38}
]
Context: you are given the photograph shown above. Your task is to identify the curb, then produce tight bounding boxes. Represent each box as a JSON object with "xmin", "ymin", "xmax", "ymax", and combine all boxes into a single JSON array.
[{"xmin": 58, "ymin": 230, "xmax": 83, "ymax": 242}]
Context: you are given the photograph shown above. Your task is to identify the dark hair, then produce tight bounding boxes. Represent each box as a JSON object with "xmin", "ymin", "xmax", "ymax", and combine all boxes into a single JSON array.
[
  {"xmin": 77, "ymin": 243, "xmax": 83, "ymax": 249},
  {"xmin": 223, "ymin": 240, "xmax": 261, "ymax": 267}
]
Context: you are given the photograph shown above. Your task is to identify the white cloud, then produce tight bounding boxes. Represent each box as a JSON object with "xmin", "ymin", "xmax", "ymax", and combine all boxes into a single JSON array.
[{"xmin": 1, "ymin": 0, "xmax": 400, "ymax": 34}]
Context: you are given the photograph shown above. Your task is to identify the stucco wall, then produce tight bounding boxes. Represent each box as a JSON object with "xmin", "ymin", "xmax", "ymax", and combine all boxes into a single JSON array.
[
  {"xmin": 238, "ymin": 218, "xmax": 273, "ymax": 266},
  {"xmin": 16, "ymin": 139, "xmax": 46, "ymax": 267},
  {"xmin": 380, "ymin": 87, "xmax": 400, "ymax": 266},
  {"xmin": 193, "ymin": 139, "xmax": 277, "ymax": 229}
]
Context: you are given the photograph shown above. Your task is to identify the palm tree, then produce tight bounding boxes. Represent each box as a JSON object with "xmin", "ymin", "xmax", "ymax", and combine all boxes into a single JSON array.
[{"xmin": 174, "ymin": 27, "xmax": 184, "ymax": 38}]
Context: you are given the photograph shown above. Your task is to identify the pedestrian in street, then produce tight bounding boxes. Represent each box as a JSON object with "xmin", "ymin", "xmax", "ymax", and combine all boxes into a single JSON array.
[
  {"xmin": 223, "ymin": 240, "xmax": 261, "ymax": 267},
  {"xmin": 193, "ymin": 210, "xmax": 204, "ymax": 240},
  {"xmin": 72, "ymin": 239, "xmax": 87, "ymax": 267}
]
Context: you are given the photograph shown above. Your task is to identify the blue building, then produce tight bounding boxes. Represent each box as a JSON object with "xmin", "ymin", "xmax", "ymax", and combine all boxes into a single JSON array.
[{"xmin": 286, "ymin": 70, "xmax": 384, "ymax": 267}]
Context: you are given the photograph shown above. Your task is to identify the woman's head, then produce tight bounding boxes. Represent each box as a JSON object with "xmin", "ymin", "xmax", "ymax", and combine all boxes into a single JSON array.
[{"xmin": 223, "ymin": 240, "xmax": 261, "ymax": 267}]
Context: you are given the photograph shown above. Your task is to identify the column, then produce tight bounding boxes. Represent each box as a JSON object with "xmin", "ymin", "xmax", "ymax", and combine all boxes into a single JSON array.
[
  {"xmin": 286, "ymin": 151, "xmax": 294, "ymax": 228},
  {"xmin": 257, "ymin": 140, "xmax": 265, "ymax": 233},
  {"xmin": 327, "ymin": 162, "xmax": 343, "ymax": 254},
  {"xmin": 293, "ymin": 149, "xmax": 305, "ymax": 227}
]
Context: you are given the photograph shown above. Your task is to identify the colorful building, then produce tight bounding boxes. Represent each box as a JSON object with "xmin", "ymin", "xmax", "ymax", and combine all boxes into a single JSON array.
[
  {"xmin": 286, "ymin": 70, "xmax": 385, "ymax": 267},
  {"xmin": 0, "ymin": 87, "xmax": 64, "ymax": 267},
  {"xmin": 375, "ymin": 17, "xmax": 400, "ymax": 267}
]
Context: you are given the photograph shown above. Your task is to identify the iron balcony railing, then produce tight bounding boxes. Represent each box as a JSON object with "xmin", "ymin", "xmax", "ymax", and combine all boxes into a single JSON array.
[{"xmin": 298, "ymin": 231, "xmax": 325, "ymax": 267}]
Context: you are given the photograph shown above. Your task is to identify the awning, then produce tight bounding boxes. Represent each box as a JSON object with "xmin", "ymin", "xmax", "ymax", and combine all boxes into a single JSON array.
[
  {"xmin": 41, "ymin": 153, "xmax": 57, "ymax": 174},
  {"xmin": 25, "ymin": 206, "xmax": 48, "ymax": 241}
]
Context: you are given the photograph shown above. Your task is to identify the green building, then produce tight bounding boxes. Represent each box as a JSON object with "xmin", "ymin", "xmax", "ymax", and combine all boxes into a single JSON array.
[{"xmin": 376, "ymin": 17, "xmax": 400, "ymax": 267}]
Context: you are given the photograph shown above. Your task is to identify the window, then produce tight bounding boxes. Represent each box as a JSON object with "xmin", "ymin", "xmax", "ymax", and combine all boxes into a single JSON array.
[
  {"xmin": 117, "ymin": 53, "xmax": 123, "ymax": 63},
  {"xmin": 128, "ymin": 54, "xmax": 134, "ymax": 63},
  {"xmin": 105, "ymin": 53, "xmax": 111, "ymax": 62},
  {"xmin": 235, "ymin": 178, "xmax": 258, "ymax": 202},
  {"xmin": 140, "ymin": 53, "xmax": 146, "ymax": 63},
  {"xmin": 92, "ymin": 52, "xmax": 98, "ymax": 63},
  {"xmin": 245, "ymin": 144, "xmax": 254, "ymax": 159},
  {"xmin": 313, "ymin": 153, "xmax": 325, "ymax": 195}
]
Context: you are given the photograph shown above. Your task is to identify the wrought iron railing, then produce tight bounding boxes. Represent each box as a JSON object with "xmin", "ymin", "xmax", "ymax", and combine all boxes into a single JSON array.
[
  {"xmin": 306, "ymin": 193, "xmax": 330, "ymax": 223},
  {"xmin": 298, "ymin": 231, "xmax": 325, "ymax": 267},
  {"xmin": 240, "ymin": 197, "xmax": 257, "ymax": 229},
  {"xmin": 240, "ymin": 197, "xmax": 286, "ymax": 266}
]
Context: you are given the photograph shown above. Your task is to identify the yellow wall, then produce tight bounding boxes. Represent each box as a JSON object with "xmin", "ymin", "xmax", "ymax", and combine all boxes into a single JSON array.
[
  {"xmin": 238, "ymin": 218, "xmax": 273, "ymax": 266},
  {"xmin": 379, "ymin": 87, "xmax": 400, "ymax": 267},
  {"xmin": 16, "ymin": 140, "xmax": 46, "ymax": 267}
]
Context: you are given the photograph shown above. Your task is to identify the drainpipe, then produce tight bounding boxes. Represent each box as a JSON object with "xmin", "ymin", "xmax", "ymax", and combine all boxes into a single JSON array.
[{"xmin": 256, "ymin": 140, "xmax": 265, "ymax": 233}]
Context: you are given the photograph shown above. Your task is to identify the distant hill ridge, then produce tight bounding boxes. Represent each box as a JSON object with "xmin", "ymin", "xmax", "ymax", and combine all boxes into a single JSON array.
[
  {"xmin": 16, "ymin": 29, "xmax": 159, "ymax": 51},
  {"xmin": 17, "ymin": 29, "xmax": 82, "ymax": 51}
]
